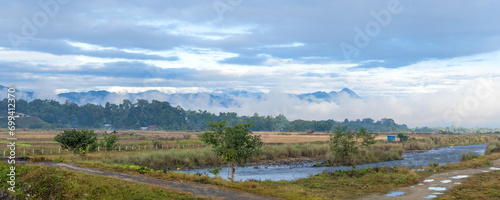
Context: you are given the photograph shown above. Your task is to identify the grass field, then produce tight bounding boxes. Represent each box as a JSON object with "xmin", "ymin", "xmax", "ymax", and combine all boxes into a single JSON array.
[{"xmin": 0, "ymin": 162, "xmax": 207, "ymax": 200}]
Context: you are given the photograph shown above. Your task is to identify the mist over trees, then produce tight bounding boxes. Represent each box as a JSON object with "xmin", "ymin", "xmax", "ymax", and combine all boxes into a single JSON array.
[{"xmin": 0, "ymin": 98, "xmax": 419, "ymax": 132}]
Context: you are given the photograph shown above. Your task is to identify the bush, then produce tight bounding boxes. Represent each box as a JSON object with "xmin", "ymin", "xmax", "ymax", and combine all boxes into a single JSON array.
[
  {"xmin": 485, "ymin": 141, "xmax": 500, "ymax": 155},
  {"xmin": 54, "ymin": 129, "xmax": 97, "ymax": 155},
  {"xmin": 182, "ymin": 133, "xmax": 192, "ymax": 140},
  {"xmin": 428, "ymin": 161, "xmax": 439, "ymax": 167},
  {"xmin": 152, "ymin": 139, "xmax": 162, "ymax": 147},
  {"xmin": 460, "ymin": 152, "xmax": 483, "ymax": 161}
]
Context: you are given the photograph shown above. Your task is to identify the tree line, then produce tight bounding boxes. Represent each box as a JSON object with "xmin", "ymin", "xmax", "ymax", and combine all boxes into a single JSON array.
[{"xmin": 0, "ymin": 98, "xmax": 410, "ymax": 132}]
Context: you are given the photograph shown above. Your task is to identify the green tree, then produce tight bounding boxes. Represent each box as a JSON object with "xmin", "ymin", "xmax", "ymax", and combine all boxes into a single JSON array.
[
  {"xmin": 54, "ymin": 129, "xmax": 97, "ymax": 155},
  {"xmin": 198, "ymin": 120, "xmax": 264, "ymax": 181},
  {"xmin": 329, "ymin": 125, "xmax": 376, "ymax": 168},
  {"xmin": 397, "ymin": 133, "xmax": 409, "ymax": 142}
]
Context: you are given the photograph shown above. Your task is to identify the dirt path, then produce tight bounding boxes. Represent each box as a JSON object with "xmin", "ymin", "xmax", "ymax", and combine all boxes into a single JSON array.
[
  {"xmin": 360, "ymin": 159, "xmax": 500, "ymax": 199},
  {"xmin": 30, "ymin": 162, "xmax": 281, "ymax": 200}
]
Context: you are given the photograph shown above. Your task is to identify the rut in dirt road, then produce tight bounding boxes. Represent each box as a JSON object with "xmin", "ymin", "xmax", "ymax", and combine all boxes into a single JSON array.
[
  {"xmin": 31, "ymin": 162, "xmax": 281, "ymax": 200},
  {"xmin": 360, "ymin": 158, "xmax": 500, "ymax": 200}
]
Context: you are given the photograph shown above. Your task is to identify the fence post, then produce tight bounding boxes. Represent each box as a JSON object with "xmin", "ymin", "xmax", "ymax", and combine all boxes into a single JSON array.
[
  {"xmin": 119, "ymin": 146, "xmax": 121, "ymax": 151},
  {"xmin": 3, "ymin": 148, "xmax": 5, "ymax": 156},
  {"xmin": 23, "ymin": 148, "xmax": 25, "ymax": 156},
  {"xmin": 59, "ymin": 148, "xmax": 60, "ymax": 154},
  {"xmin": 98, "ymin": 146, "xmax": 100, "ymax": 152},
  {"xmin": 67, "ymin": 149, "xmax": 69, "ymax": 153},
  {"xmin": 178, "ymin": 144, "xmax": 180, "ymax": 149},
  {"xmin": 138, "ymin": 145, "xmax": 140, "ymax": 150},
  {"xmin": 144, "ymin": 145, "xmax": 146, "ymax": 150}
]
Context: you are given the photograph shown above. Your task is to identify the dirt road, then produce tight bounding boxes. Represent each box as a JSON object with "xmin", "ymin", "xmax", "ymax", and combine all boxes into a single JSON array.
[
  {"xmin": 31, "ymin": 162, "xmax": 281, "ymax": 200},
  {"xmin": 360, "ymin": 158, "xmax": 500, "ymax": 199}
]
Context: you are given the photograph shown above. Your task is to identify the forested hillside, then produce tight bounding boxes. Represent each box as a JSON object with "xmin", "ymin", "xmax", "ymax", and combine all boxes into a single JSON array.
[{"xmin": 0, "ymin": 98, "xmax": 410, "ymax": 132}]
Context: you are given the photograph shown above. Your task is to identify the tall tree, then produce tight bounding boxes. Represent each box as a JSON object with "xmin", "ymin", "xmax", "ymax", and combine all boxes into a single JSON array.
[{"xmin": 198, "ymin": 120, "xmax": 264, "ymax": 181}]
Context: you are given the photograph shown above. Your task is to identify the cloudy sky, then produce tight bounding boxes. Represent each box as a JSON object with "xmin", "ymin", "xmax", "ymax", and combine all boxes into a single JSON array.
[{"xmin": 1, "ymin": 0, "xmax": 500, "ymax": 127}]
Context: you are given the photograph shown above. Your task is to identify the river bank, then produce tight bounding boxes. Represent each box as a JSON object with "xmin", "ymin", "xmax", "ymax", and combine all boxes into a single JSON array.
[{"xmin": 179, "ymin": 144, "xmax": 488, "ymax": 181}]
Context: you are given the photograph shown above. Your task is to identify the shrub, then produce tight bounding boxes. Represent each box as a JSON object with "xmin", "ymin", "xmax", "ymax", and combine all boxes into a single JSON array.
[
  {"xmin": 485, "ymin": 141, "xmax": 500, "ymax": 155},
  {"xmin": 428, "ymin": 161, "xmax": 439, "ymax": 167},
  {"xmin": 54, "ymin": 129, "xmax": 97, "ymax": 155},
  {"xmin": 460, "ymin": 152, "xmax": 483, "ymax": 161},
  {"xmin": 152, "ymin": 139, "xmax": 162, "ymax": 147},
  {"xmin": 182, "ymin": 133, "xmax": 192, "ymax": 140}
]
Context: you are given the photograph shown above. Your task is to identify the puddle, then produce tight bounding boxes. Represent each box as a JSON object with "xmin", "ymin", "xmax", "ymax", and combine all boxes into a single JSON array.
[
  {"xmin": 454, "ymin": 182, "xmax": 461, "ymax": 184},
  {"xmin": 418, "ymin": 183, "xmax": 424, "ymax": 185},
  {"xmin": 423, "ymin": 195, "xmax": 437, "ymax": 198},
  {"xmin": 490, "ymin": 167, "xmax": 500, "ymax": 171},
  {"xmin": 428, "ymin": 187, "xmax": 447, "ymax": 191},
  {"xmin": 451, "ymin": 175, "xmax": 469, "ymax": 179},
  {"xmin": 385, "ymin": 192, "xmax": 405, "ymax": 197},
  {"xmin": 423, "ymin": 179, "xmax": 435, "ymax": 182},
  {"xmin": 410, "ymin": 186, "xmax": 415, "ymax": 188},
  {"xmin": 440, "ymin": 180, "xmax": 452, "ymax": 183},
  {"xmin": 433, "ymin": 192, "xmax": 444, "ymax": 194}
]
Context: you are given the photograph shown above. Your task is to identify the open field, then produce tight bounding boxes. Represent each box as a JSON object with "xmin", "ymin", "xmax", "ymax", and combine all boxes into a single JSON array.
[{"xmin": 0, "ymin": 129, "xmax": 453, "ymax": 147}]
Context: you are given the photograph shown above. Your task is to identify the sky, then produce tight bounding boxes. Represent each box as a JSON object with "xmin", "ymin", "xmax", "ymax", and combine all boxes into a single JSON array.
[{"xmin": 1, "ymin": 0, "xmax": 500, "ymax": 127}]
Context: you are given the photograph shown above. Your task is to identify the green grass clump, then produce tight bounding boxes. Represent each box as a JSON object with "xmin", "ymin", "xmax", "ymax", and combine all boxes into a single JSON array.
[
  {"xmin": 0, "ymin": 162, "xmax": 206, "ymax": 200},
  {"xmin": 460, "ymin": 151, "xmax": 484, "ymax": 161},
  {"xmin": 485, "ymin": 141, "xmax": 500, "ymax": 155}
]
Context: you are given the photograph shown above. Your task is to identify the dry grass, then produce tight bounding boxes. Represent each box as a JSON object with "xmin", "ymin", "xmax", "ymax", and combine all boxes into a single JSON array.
[{"xmin": 433, "ymin": 152, "xmax": 500, "ymax": 172}]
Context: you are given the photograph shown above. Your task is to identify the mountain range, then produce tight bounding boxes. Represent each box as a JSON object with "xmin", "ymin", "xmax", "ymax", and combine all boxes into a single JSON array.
[
  {"xmin": 0, "ymin": 85, "xmax": 35, "ymax": 101},
  {"xmin": 0, "ymin": 84, "xmax": 361, "ymax": 109},
  {"xmin": 56, "ymin": 88, "xmax": 361, "ymax": 107}
]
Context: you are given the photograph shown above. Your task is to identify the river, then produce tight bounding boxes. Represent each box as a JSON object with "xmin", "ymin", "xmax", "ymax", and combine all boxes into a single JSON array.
[{"xmin": 180, "ymin": 144, "xmax": 487, "ymax": 181}]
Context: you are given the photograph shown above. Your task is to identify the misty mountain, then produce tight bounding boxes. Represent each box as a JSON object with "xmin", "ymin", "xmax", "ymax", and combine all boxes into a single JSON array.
[
  {"xmin": 56, "ymin": 88, "xmax": 361, "ymax": 108},
  {"xmin": 0, "ymin": 85, "xmax": 35, "ymax": 101},
  {"xmin": 297, "ymin": 88, "xmax": 361, "ymax": 102}
]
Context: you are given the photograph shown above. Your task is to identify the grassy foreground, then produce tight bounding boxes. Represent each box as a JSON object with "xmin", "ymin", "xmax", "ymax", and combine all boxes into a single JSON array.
[
  {"xmin": 69, "ymin": 152, "xmax": 500, "ymax": 200},
  {"xmin": 0, "ymin": 162, "xmax": 206, "ymax": 200},
  {"xmin": 436, "ymin": 142, "xmax": 500, "ymax": 199},
  {"xmin": 437, "ymin": 171, "xmax": 500, "ymax": 200},
  {"xmin": 2, "ymin": 153, "xmax": 499, "ymax": 199}
]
